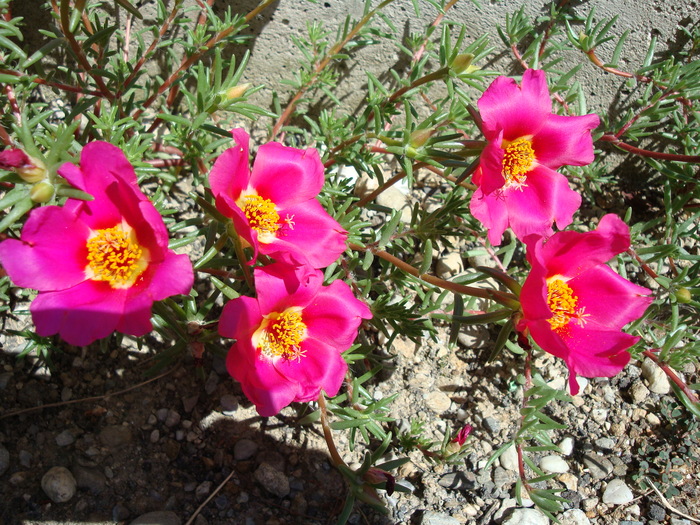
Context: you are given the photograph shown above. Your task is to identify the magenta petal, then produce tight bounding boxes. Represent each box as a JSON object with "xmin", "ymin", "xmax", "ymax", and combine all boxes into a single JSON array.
[
  {"xmin": 564, "ymin": 325, "xmax": 636, "ymax": 379},
  {"xmin": 304, "ymin": 280, "xmax": 371, "ymax": 350},
  {"xmin": 249, "ymin": 142, "xmax": 324, "ymax": 206},
  {"xmin": 570, "ymin": 265, "xmax": 652, "ymax": 331},
  {"xmin": 469, "ymin": 187, "xmax": 509, "ymax": 246},
  {"xmin": 478, "ymin": 136, "xmax": 507, "ymax": 195},
  {"xmin": 253, "ymin": 263, "xmax": 322, "ymax": 315},
  {"xmin": 518, "ymin": 260, "xmax": 551, "ymax": 323},
  {"xmin": 115, "ymin": 289, "xmax": 153, "ymax": 337},
  {"xmin": 540, "ymin": 214, "xmax": 631, "ymax": 278},
  {"xmin": 275, "ymin": 338, "xmax": 348, "ymax": 402},
  {"xmin": 478, "ymin": 70, "xmax": 551, "ymax": 140},
  {"xmin": 30, "ymin": 280, "xmax": 126, "ymax": 346},
  {"xmin": 228, "ymin": 349, "xmax": 301, "ymax": 417},
  {"xmin": 264, "ymin": 200, "xmax": 347, "ymax": 268},
  {"xmin": 0, "ymin": 206, "xmax": 89, "ymax": 291},
  {"xmin": 209, "ymin": 129, "xmax": 251, "ymax": 214},
  {"xmin": 506, "ymin": 167, "xmax": 580, "ymax": 241},
  {"xmin": 532, "ymin": 113, "xmax": 600, "ymax": 169},
  {"xmin": 219, "ymin": 296, "xmax": 263, "ymax": 340},
  {"xmin": 141, "ymin": 251, "xmax": 194, "ymax": 301}
]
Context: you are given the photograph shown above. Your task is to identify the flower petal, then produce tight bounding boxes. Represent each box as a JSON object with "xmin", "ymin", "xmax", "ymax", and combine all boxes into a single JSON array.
[
  {"xmin": 532, "ymin": 113, "xmax": 600, "ymax": 169},
  {"xmin": 469, "ymin": 186, "xmax": 510, "ymax": 246},
  {"xmin": 478, "ymin": 69, "xmax": 551, "ymax": 141},
  {"xmin": 250, "ymin": 142, "xmax": 324, "ymax": 206},
  {"xmin": 538, "ymin": 214, "xmax": 631, "ymax": 278},
  {"xmin": 0, "ymin": 206, "xmax": 90, "ymax": 292},
  {"xmin": 570, "ymin": 265, "xmax": 652, "ymax": 331},
  {"xmin": 505, "ymin": 166, "xmax": 580, "ymax": 241},
  {"xmin": 253, "ymin": 263, "xmax": 322, "ymax": 315},
  {"xmin": 30, "ymin": 280, "xmax": 127, "ymax": 346},
  {"xmin": 209, "ymin": 128, "xmax": 251, "ymax": 216},
  {"xmin": 477, "ymin": 135, "xmax": 507, "ymax": 195},
  {"xmin": 264, "ymin": 200, "xmax": 347, "ymax": 268},
  {"xmin": 303, "ymin": 280, "xmax": 372, "ymax": 350},
  {"xmin": 219, "ymin": 296, "xmax": 263, "ymax": 340}
]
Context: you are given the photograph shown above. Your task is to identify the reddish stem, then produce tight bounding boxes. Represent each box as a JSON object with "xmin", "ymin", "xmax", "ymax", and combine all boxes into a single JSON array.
[
  {"xmin": 585, "ymin": 49, "xmax": 652, "ymax": 83},
  {"xmin": 598, "ymin": 135, "xmax": 700, "ymax": 163}
]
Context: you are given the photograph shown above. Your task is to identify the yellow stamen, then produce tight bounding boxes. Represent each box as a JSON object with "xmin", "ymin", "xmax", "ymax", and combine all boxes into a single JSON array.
[
  {"xmin": 256, "ymin": 310, "xmax": 307, "ymax": 361},
  {"xmin": 242, "ymin": 194, "xmax": 280, "ymax": 236},
  {"xmin": 547, "ymin": 278, "xmax": 589, "ymax": 333},
  {"xmin": 502, "ymin": 137, "xmax": 535, "ymax": 187},
  {"xmin": 86, "ymin": 225, "xmax": 148, "ymax": 288}
]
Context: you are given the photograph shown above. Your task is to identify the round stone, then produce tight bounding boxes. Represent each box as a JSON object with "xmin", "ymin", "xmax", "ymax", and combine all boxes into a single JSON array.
[{"xmin": 41, "ymin": 466, "xmax": 77, "ymax": 503}]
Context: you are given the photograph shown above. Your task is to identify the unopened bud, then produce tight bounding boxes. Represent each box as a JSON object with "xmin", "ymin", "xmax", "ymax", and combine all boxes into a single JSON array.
[
  {"xmin": 451, "ymin": 53, "xmax": 475, "ymax": 75},
  {"xmin": 363, "ymin": 468, "xmax": 395, "ymax": 495},
  {"xmin": 30, "ymin": 181, "xmax": 55, "ymax": 203},
  {"xmin": 675, "ymin": 287, "xmax": 692, "ymax": 304},
  {"xmin": 409, "ymin": 128, "xmax": 432, "ymax": 149},
  {"xmin": 225, "ymin": 83, "xmax": 250, "ymax": 100},
  {"xmin": 0, "ymin": 148, "xmax": 47, "ymax": 183}
]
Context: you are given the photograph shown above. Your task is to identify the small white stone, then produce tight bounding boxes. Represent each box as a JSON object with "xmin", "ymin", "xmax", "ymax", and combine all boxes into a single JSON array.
[
  {"xmin": 558, "ymin": 436, "xmax": 575, "ymax": 456},
  {"xmin": 602, "ymin": 478, "xmax": 634, "ymax": 505},
  {"xmin": 424, "ymin": 391, "xmax": 452, "ymax": 413},
  {"xmin": 499, "ymin": 444, "xmax": 519, "ymax": 472},
  {"xmin": 646, "ymin": 413, "xmax": 661, "ymax": 426},
  {"xmin": 641, "ymin": 357, "xmax": 671, "ymax": 394},
  {"xmin": 559, "ymin": 509, "xmax": 591, "ymax": 525},
  {"xmin": 436, "ymin": 252, "xmax": 464, "ymax": 279},
  {"xmin": 41, "ymin": 466, "xmax": 76, "ymax": 503},
  {"xmin": 501, "ymin": 508, "xmax": 549, "ymax": 525},
  {"xmin": 540, "ymin": 455, "xmax": 569, "ymax": 474}
]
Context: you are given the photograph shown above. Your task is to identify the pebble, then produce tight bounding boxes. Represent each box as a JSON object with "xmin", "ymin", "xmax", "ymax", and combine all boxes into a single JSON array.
[
  {"xmin": 436, "ymin": 252, "xmax": 463, "ymax": 279},
  {"xmin": 204, "ymin": 371, "xmax": 219, "ymax": 395},
  {"xmin": 19, "ymin": 450, "xmax": 32, "ymax": 468},
  {"xmin": 628, "ymin": 381, "xmax": 650, "ymax": 404},
  {"xmin": 646, "ymin": 413, "xmax": 661, "ymax": 426},
  {"xmin": 99, "ymin": 425, "xmax": 133, "ymax": 448},
  {"xmin": 234, "ymin": 438, "xmax": 259, "ymax": 461},
  {"xmin": 582, "ymin": 453, "xmax": 613, "ymax": 479},
  {"xmin": 164, "ymin": 409, "xmax": 181, "ymax": 428},
  {"xmin": 195, "ymin": 480, "xmax": 212, "ymax": 499},
  {"xmin": 499, "ymin": 444, "xmax": 519, "ymax": 472},
  {"xmin": 559, "ymin": 509, "xmax": 591, "ymax": 525},
  {"xmin": 72, "ymin": 464, "xmax": 107, "ymax": 494},
  {"xmin": 254, "ymin": 462, "xmax": 290, "ymax": 498},
  {"xmin": 602, "ymin": 478, "xmax": 634, "ymax": 505},
  {"xmin": 483, "ymin": 416, "xmax": 500, "ymax": 435},
  {"xmin": 595, "ymin": 437, "xmax": 616, "ymax": 451},
  {"xmin": 112, "ymin": 502, "xmax": 130, "ymax": 520},
  {"xmin": 150, "ymin": 429, "xmax": 160, "ymax": 443},
  {"xmin": 220, "ymin": 394, "xmax": 238, "ymax": 415},
  {"xmin": 641, "ymin": 357, "xmax": 671, "ymax": 394},
  {"xmin": 648, "ymin": 503, "xmax": 666, "ymax": 521},
  {"xmin": 424, "ymin": 391, "xmax": 451, "ymax": 413},
  {"xmin": 0, "ymin": 445, "xmax": 10, "ymax": 476},
  {"xmin": 41, "ymin": 466, "xmax": 77, "ymax": 503},
  {"xmin": 376, "ymin": 187, "xmax": 411, "ymax": 223},
  {"xmin": 558, "ymin": 472, "xmax": 578, "ymax": 491},
  {"xmin": 55, "ymin": 429, "xmax": 75, "ymax": 447},
  {"xmin": 439, "ymin": 471, "xmax": 476, "ymax": 490},
  {"xmin": 540, "ymin": 455, "xmax": 569, "ymax": 474},
  {"xmin": 501, "ymin": 508, "xmax": 549, "ymax": 525},
  {"xmin": 130, "ymin": 511, "xmax": 181, "ymax": 525},
  {"xmin": 420, "ymin": 511, "xmax": 460, "ymax": 525},
  {"xmin": 558, "ymin": 436, "xmax": 574, "ymax": 456}
]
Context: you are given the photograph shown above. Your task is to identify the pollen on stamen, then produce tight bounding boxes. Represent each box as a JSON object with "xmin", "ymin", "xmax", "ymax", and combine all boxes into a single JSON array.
[
  {"xmin": 86, "ymin": 225, "xmax": 146, "ymax": 288},
  {"xmin": 257, "ymin": 310, "xmax": 308, "ymax": 361},
  {"xmin": 242, "ymin": 194, "xmax": 280, "ymax": 236},
  {"xmin": 502, "ymin": 137, "xmax": 535, "ymax": 188},
  {"xmin": 547, "ymin": 278, "xmax": 581, "ymax": 333}
]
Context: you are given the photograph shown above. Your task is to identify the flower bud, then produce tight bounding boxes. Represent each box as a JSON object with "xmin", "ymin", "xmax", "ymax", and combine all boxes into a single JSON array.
[
  {"xmin": 225, "ymin": 83, "xmax": 251, "ymax": 100},
  {"xmin": 451, "ymin": 53, "xmax": 476, "ymax": 75},
  {"xmin": 675, "ymin": 287, "xmax": 692, "ymax": 304},
  {"xmin": 30, "ymin": 181, "xmax": 55, "ymax": 203},
  {"xmin": 409, "ymin": 128, "xmax": 432, "ymax": 149},
  {"xmin": 0, "ymin": 148, "xmax": 47, "ymax": 183}
]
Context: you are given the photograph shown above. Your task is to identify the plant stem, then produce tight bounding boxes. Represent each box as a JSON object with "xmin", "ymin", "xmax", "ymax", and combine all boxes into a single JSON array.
[
  {"xmin": 598, "ymin": 135, "xmax": 700, "ymax": 163},
  {"xmin": 58, "ymin": 0, "xmax": 113, "ymax": 100},
  {"xmin": 348, "ymin": 242, "xmax": 519, "ymax": 307},
  {"xmin": 318, "ymin": 393, "xmax": 346, "ymax": 468}
]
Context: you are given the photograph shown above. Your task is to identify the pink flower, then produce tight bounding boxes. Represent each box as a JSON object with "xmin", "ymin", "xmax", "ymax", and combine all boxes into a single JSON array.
[
  {"xmin": 452, "ymin": 424, "xmax": 473, "ymax": 446},
  {"xmin": 219, "ymin": 262, "xmax": 372, "ymax": 417},
  {"xmin": 209, "ymin": 129, "xmax": 347, "ymax": 268},
  {"xmin": 0, "ymin": 142, "xmax": 194, "ymax": 346},
  {"xmin": 517, "ymin": 214, "xmax": 653, "ymax": 395},
  {"xmin": 470, "ymin": 69, "xmax": 600, "ymax": 245}
]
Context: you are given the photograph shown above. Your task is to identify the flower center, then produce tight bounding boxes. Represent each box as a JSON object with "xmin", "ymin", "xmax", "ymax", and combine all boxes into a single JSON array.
[
  {"xmin": 86, "ymin": 225, "xmax": 148, "ymax": 288},
  {"xmin": 502, "ymin": 138, "xmax": 535, "ymax": 187},
  {"xmin": 242, "ymin": 194, "xmax": 280, "ymax": 237},
  {"xmin": 546, "ymin": 278, "xmax": 589, "ymax": 333},
  {"xmin": 257, "ymin": 310, "xmax": 307, "ymax": 361}
]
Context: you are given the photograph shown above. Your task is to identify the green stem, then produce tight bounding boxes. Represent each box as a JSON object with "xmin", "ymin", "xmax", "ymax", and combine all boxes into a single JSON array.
[{"xmin": 318, "ymin": 393, "xmax": 346, "ymax": 468}]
